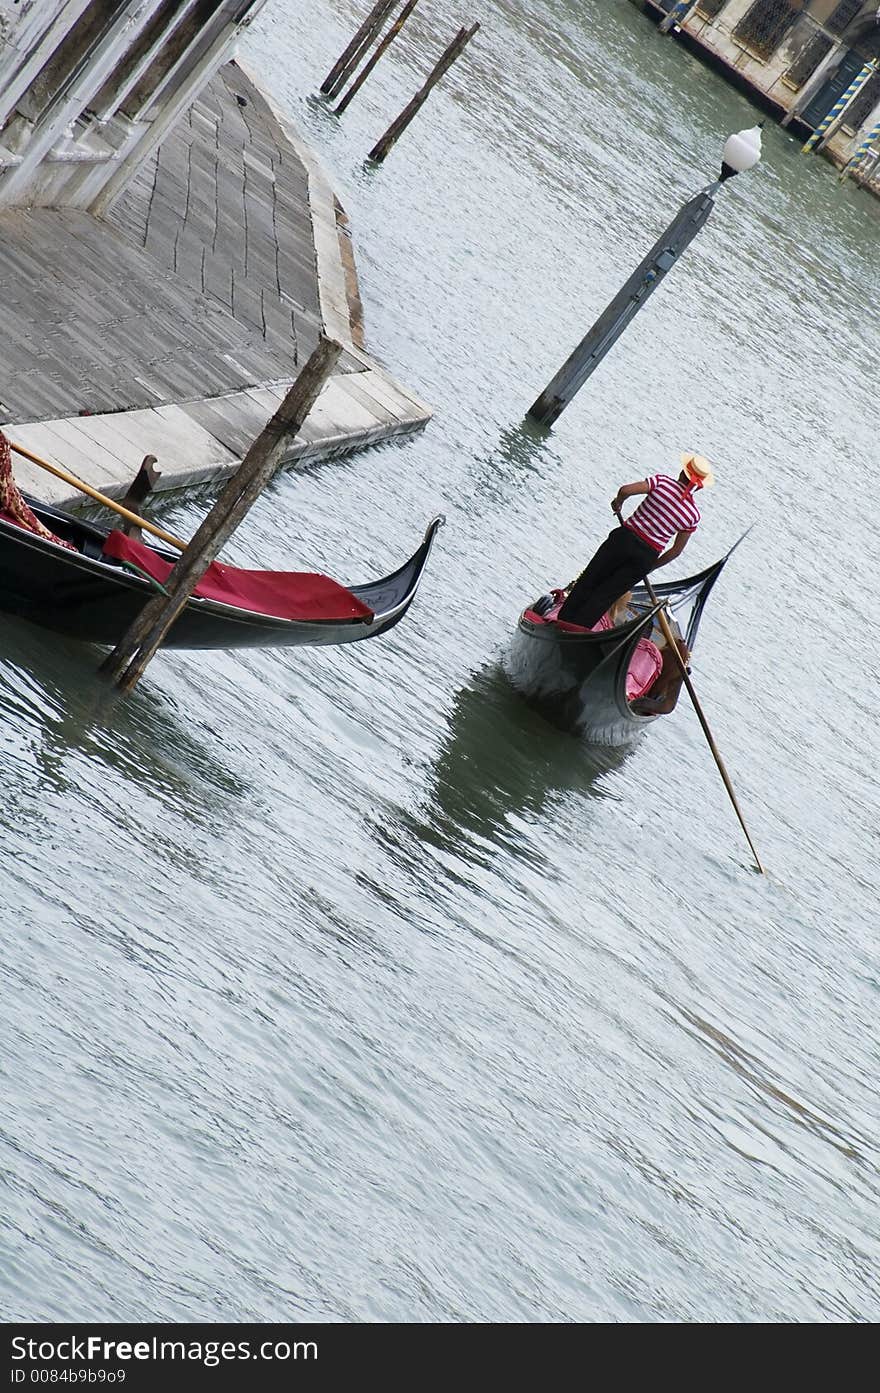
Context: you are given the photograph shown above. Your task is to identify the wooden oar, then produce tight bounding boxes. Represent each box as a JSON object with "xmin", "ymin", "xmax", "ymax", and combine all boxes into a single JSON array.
[
  {"xmin": 615, "ymin": 508, "xmax": 765, "ymax": 874},
  {"xmin": 9, "ymin": 439, "xmax": 186, "ymax": 551}
]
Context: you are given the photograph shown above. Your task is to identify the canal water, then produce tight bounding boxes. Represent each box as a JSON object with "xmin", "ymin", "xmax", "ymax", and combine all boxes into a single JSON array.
[{"xmin": 3, "ymin": 0, "xmax": 878, "ymax": 1322}]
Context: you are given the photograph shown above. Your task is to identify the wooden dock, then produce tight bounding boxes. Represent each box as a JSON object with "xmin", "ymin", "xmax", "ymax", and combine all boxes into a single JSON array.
[{"xmin": 1, "ymin": 60, "xmax": 431, "ymax": 508}]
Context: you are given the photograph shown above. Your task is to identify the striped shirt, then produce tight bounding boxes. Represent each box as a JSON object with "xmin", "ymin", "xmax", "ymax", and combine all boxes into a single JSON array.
[{"xmin": 625, "ymin": 474, "xmax": 701, "ymax": 553}]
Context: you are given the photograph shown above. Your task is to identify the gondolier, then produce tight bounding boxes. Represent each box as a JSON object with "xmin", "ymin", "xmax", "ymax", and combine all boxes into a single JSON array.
[{"xmin": 558, "ymin": 453, "xmax": 714, "ymax": 630}]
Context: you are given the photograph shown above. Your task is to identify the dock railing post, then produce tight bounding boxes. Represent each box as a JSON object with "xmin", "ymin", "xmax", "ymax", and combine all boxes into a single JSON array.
[{"xmin": 100, "ymin": 335, "xmax": 343, "ymax": 693}]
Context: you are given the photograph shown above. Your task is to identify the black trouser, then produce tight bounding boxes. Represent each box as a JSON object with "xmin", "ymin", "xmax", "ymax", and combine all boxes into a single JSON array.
[{"xmin": 558, "ymin": 526, "xmax": 660, "ymax": 629}]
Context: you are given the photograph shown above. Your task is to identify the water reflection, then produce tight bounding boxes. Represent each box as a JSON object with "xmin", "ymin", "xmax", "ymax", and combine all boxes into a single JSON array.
[
  {"xmin": 418, "ymin": 664, "xmax": 633, "ymax": 862},
  {"xmin": 495, "ymin": 419, "xmax": 551, "ymax": 468},
  {"xmin": 0, "ymin": 613, "xmax": 246, "ymax": 817},
  {"xmin": 675, "ymin": 1004, "xmax": 866, "ymax": 1164},
  {"xmin": 466, "ymin": 420, "xmax": 557, "ymax": 514}
]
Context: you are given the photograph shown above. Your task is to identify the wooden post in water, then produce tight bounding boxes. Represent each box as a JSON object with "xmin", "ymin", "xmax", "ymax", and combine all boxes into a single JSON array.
[
  {"xmin": 335, "ymin": 0, "xmax": 421, "ymax": 115},
  {"xmin": 100, "ymin": 336, "xmax": 343, "ymax": 693},
  {"xmin": 527, "ymin": 186, "xmax": 718, "ymax": 428},
  {"xmin": 368, "ymin": 23, "xmax": 480, "ymax": 163},
  {"xmin": 320, "ymin": 0, "xmax": 398, "ymax": 100}
]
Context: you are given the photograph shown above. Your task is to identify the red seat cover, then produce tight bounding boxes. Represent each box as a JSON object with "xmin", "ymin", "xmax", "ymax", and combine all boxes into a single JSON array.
[{"xmin": 102, "ymin": 530, "xmax": 374, "ymax": 623}]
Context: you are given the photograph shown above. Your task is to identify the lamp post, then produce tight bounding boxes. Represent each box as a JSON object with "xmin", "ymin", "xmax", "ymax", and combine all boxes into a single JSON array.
[{"xmin": 526, "ymin": 127, "xmax": 763, "ymax": 429}]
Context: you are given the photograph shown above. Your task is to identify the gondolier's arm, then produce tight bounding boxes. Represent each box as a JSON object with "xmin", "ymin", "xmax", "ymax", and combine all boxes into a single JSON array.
[{"xmin": 648, "ymin": 529, "xmax": 691, "ymax": 569}]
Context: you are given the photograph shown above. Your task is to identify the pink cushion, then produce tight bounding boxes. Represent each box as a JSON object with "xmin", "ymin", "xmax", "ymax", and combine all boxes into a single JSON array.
[
  {"xmin": 525, "ymin": 601, "xmax": 661, "ymax": 704},
  {"xmin": 626, "ymin": 638, "xmax": 663, "ymax": 700}
]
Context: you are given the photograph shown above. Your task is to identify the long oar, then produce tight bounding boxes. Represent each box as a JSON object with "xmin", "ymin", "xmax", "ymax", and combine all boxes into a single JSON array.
[
  {"xmin": 616, "ymin": 509, "xmax": 765, "ymax": 874},
  {"xmin": 8, "ymin": 439, "xmax": 186, "ymax": 551}
]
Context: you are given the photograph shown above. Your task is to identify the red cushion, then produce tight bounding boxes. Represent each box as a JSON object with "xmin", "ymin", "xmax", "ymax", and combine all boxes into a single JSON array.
[
  {"xmin": 102, "ymin": 530, "xmax": 373, "ymax": 623},
  {"xmin": 554, "ymin": 618, "xmax": 595, "ymax": 633},
  {"xmin": 522, "ymin": 609, "xmax": 596, "ymax": 633}
]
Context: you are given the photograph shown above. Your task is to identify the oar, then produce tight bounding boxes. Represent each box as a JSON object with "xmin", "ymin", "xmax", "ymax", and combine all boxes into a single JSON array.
[
  {"xmin": 615, "ymin": 507, "xmax": 765, "ymax": 875},
  {"xmin": 8, "ymin": 439, "xmax": 186, "ymax": 551}
]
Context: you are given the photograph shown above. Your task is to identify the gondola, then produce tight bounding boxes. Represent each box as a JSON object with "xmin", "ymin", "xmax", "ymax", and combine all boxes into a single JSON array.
[
  {"xmin": 0, "ymin": 494, "xmax": 443, "ymax": 650},
  {"xmin": 504, "ymin": 543, "xmax": 742, "ymax": 744}
]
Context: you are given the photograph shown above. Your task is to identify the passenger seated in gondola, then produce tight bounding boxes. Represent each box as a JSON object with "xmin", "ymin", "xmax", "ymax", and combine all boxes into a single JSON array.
[
  {"xmin": 631, "ymin": 632, "xmax": 691, "ymax": 715},
  {"xmin": 590, "ymin": 591, "xmax": 632, "ymax": 631},
  {"xmin": 592, "ymin": 592, "xmax": 693, "ymax": 714},
  {"xmin": 526, "ymin": 583, "xmax": 687, "ymax": 714},
  {"xmin": 595, "ymin": 592, "xmax": 666, "ymax": 703}
]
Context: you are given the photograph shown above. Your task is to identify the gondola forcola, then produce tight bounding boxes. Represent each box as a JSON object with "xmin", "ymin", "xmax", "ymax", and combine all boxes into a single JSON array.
[
  {"xmin": 504, "ymin": 542, "xmax": 746, "ymax": 745},
  {"xmin": 0, "ymin": 440, "xmax": 443, "ymax": 650}
]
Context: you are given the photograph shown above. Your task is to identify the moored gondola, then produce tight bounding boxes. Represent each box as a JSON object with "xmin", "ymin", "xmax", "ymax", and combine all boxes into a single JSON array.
[
  {"xmin": 0, "ymin": 495, "xmax": 443, "ymax": 650},
  {"xmin": 504, "ymin": 546, "xmax": 741, "ymax": 744}
]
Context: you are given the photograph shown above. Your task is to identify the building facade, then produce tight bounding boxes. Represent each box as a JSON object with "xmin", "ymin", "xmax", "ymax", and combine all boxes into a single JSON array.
[
  {"xmin": 0, "ymin": 0, "xmax": 266, "ymax": 211},
  {"xmin": 638, "ymin": 0, "xmax": 880, "ymax": 191}
]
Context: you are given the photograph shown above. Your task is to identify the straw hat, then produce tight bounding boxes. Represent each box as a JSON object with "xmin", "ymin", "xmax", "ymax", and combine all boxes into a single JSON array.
[{"xmin": 681, "ymin": 452, "xmax": 714, "ymax": 488}]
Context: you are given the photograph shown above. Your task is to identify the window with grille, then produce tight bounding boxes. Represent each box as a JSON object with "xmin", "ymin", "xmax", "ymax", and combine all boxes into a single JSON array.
[
  {"xmin": 733, "ymin": 0, "xmax": 802, "ymax": 59},
  {"xmin": 784, "ymin": 32, "xmax": 833, "ymax": 86},
  {"xmin": 826, "ymin": 0, "xmax": 863, "ymax": 36},
  {"xmin": 842, "ymin": 69, "xmax": 880, "ymax": 129},
  {"xmin": 695, "ymin": 0, "xmax": 728, "ymax": 17}
]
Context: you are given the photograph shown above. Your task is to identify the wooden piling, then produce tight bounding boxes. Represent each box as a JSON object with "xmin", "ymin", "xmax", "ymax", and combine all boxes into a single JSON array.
[
  {"xmin": 100, "ymin": 336, "xmax": 343, "ymax": 693},
  {"xmin": 335, "ymin": 0, "xmax": 421, "ymax": 116},
  {"xmin": 320, "ymin": 0, "xmax": 399, "ymax": 100},
  {"xmin": 527, "ymin": 187, "xmax": 718, "ymax": 427},
  {"xmin": 368, "ymin": 23, "xmax": 480, "ymax": 163}
]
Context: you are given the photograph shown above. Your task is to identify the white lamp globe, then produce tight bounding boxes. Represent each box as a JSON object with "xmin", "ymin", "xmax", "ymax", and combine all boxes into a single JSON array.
[{"xmin": 720, "ymin": 125, "xmax": 763, "ymax": 180}]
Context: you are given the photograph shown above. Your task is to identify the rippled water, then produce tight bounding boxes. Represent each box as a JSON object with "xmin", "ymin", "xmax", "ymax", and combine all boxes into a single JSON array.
[{"xmin": 2, "ymin": 0, "xmax": 879, "ymax": 1322}]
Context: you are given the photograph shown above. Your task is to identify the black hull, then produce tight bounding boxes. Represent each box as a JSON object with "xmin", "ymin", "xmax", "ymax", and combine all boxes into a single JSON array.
[
  {"xmin": 505, "ymin": 610, "xmax": 659, "ymax": 744},
  {"xmin": 0, "ymin": 500, "xmax": 443, "ymax": 650},
  {"xmin": 505, "ymin": 550, "xmax": 740, "ymax": 743}
]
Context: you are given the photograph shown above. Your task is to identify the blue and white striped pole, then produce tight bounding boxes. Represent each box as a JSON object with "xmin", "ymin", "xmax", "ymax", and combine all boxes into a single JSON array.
[
  {"xmin": 839, "ymin": 115, "xmax": 880, "ymax": 182},
  {"xmin": 659, "ymin": 0, "xmax": 699, "ymax": 34},
  {"xmin": 802, "ymin": 60, "xmax": 877, "ymax": 154}
]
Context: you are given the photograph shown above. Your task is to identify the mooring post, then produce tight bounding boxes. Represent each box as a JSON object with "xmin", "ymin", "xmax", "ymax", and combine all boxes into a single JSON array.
[
  {"xmin": 527, "ymin": 188, "xmax": 718, "ymax": 429},
  {"xmin": 659, "ymin": 0, "xmax": 699, "ymax": 34},
  {"xmin": 802, "ymin": 60, "xmax": 877, "ymax": 154},
  {"xmin": 100, "ymin": 336, "xmax": 343, "ymax": 693},
  {"xmin": 336, "ymin": 0, "xmax": 421, "ymax": 115},
  {"xmin": 526, "ymin": 127, "xmax": 763, "ymax": 428},
  {"xmin": 320, "ymin": 0, "xmax": 398, "ymax": 100},
  {"xmin": 839, "ymin": 117, "xmax": 880, "ymax": 183},
  {"xmin": 368, "ymin": 22, "xmax": 479, "ymax": 163}
]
